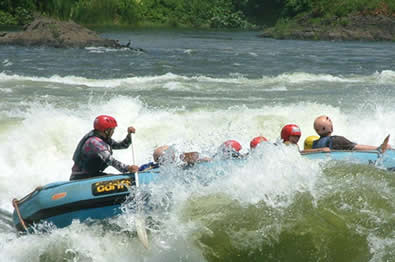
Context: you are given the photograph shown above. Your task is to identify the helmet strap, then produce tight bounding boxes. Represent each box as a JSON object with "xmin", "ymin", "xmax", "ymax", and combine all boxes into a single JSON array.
[{"xmin": 104, "ymin": 129, "xmax": 111, "ymax": 139}]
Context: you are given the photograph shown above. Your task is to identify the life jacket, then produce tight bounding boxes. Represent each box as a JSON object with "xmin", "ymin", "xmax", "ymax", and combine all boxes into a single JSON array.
[
  {"xmin": 139, "ymin": 162, "xmax": 160, "ymax": 172},
  {"xmin": 72, "ymin": 130, "xmax": 112, "ymax": 176},
  {"xmin": 312, "ymin": 136, "xmax": 333, "ymax": 149}
]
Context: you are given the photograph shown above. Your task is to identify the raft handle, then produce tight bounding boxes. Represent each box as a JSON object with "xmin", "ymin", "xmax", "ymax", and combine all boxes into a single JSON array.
[
  {"xmin": 12, "ymin": 186, "xmax": 43, "ymax": 232},
  {"xmin": 12, "ymin": 198, "xmax": 28, "ymax": 232}
]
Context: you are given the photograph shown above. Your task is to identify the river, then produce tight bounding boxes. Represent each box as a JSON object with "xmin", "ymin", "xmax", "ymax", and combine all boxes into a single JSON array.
[{"xmin": 0, "ymin": 29, "xmax": 394, "ymax": 262}]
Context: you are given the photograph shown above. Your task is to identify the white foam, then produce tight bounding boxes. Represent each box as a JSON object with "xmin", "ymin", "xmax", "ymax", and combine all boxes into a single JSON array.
[
  {"xmin": 183, "ymin": 49, "xmax": 194, "ymax": 54},
  {"xmin": 0, "ymin": 88, "xmax": 12, "ymax": 93},
  {"xmin": 1, "ymin": 71, "xmax": 394, "ymax": 91},
  {"xmin": 374, "ymin": 70, "xmax": 395, "ymax": 84},
  {"xmin": 201, "ymin": 144, "xmax": 322, "ymax": 207},
  {"xmin": 2, "ymin": 59, "xmax": 13, "ymax": 67},
  {"xmin": 85, "ymin": 46, "xmax": 130, "ymax": 53}
]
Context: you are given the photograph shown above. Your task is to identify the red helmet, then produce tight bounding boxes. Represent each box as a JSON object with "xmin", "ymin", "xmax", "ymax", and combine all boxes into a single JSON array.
[
  {"xmin": 223, "ymin": 140, "xmax": 242, "ymax": 152},
  {"xmin": 250, "ymin": 136, "xmax": 268, "ymax": 149},
  {"xmin": 93, "ymin": 115, "xmax": 118, "ymax": 131},
  {"xmin": 281, "ymin": 124, "xmax": 301, "ymax": 142}
]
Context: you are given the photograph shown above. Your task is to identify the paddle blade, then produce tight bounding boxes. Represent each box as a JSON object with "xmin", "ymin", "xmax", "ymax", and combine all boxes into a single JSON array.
[
  {"xmin": 379, "ymin": 134, "xmax": 390, "ymax": 154},
  {"xmin": 135, "ymin": 215, "xmax": 149, "ymax": 249}
]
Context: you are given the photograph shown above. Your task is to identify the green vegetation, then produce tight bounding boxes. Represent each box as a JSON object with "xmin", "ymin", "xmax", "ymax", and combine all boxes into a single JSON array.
[
  {"xmin": 0, "ymin": 0, "xmax": 394, "ymax": 29},
  {"xmin": 283, "ymin": 0, "xmax": 395, "ymax": 18}
]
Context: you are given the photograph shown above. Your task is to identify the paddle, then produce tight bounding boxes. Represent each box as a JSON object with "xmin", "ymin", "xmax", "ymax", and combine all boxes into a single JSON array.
[
  {"xmin": 131, "ymin": 134, "xmax": 149, "ymax": 249},
  {"xmin": 375, "ymin": 134, "xmax": 390, "ymax": 167},
  {"xmin": 378, "ymin": 134, "xmax": 390, "ymax": 154}
]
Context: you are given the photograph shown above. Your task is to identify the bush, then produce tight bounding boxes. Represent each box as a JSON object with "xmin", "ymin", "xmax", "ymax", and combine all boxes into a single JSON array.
[
  {"xmin": 14, "ymin": 7, "xmax": 34, "ymax": 25},
  {"xmin": 70, "ymin": 0, "xmax": 140, "ymax": 25},
  {"xmin": 0, "ymin": 10, "xmax": 17, "ymax": 25},
  {"xmin": 210, "ymin": 10, "xmax": 254, "ymax": 29}
]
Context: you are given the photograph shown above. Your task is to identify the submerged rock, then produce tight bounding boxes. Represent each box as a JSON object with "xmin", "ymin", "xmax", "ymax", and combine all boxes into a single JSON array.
[{"xmin": 0, "ymin": 17, "xmax": 131, "ymax": 48}]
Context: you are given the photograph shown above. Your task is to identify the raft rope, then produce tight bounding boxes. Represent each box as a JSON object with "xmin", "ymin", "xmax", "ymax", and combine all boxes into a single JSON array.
[
  {"xmin": 12, "ymin": 199, "xmax": 27, "ymax": 231},
  {"xmin": 12, "ymin": 186, "xmax": 43, "ymax": 232}
]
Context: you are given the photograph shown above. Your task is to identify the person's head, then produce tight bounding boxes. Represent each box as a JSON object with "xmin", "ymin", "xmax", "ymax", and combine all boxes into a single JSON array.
[
  {"xmin": 281, "ymin": 124, "xmax": 301, "ymax": 144},
  {"xmin": 219, "ymin": 140, "xmax": 242, "ymax": 159},
  {"xmin": 153, "ymin": 145, "xmax": 175, "ymax": 164},
  {"xmin": 180, "ymin": 152, "xmax": 200, "ymax": 165},
  {"xmin": 313, "ymin": 115, "xmax": 333, "ymax": 137},
  {"xmin": 94, "ymin": 115, "xmax": 117, "ymax": 139},
  {"xmin": 304, "ymin": 135, "xmax": 319, "ymax": 150},
  {"xmin": 250, "ymin": 136, "xmax": 268, "ymax": 150}
]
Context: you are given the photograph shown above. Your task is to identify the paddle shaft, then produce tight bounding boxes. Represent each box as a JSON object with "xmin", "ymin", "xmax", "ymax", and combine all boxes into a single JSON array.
[{"xmin": 131, "ymin": 134, "xmax": 149, "ymax": 249}]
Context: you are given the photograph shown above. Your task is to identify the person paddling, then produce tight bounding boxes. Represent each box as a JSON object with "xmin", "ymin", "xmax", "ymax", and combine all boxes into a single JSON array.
[
  {"xmin": 139, "ymin": 145, "xmax": 210, "ymax": 171},
  {"xmin": 312, "ymin": 115, "xmax": 391, "ymax": 151},
  {"xmin": 139, "ymin": 145, "xmax": 174, "ymax": 171},
  {"xmin": 70, "ymin": 115, "xmax": 139, "ymax": 180},
  {"xmin": 281, "ymin": 124, "xmax": 330, "ymax": 153},
  {"xmin": 215, "ymin": 140, "xmax": 245, "ymax": 159},
  {"xmin": 281, "ymin": 124, "xmax": 302, "ymax": 148},
  {"xmin": 250, "ymin": 136, "xmax": 269, "ymax": 150}
]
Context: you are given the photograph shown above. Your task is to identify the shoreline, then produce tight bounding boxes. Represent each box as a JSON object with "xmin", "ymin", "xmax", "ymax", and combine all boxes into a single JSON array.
[
  {"xmin": 260, "ymin": 14, "xmax": 395, "ymax": 41},
  {"xmin": 1, "ymin": 15, "xmax": 394, "ymax": 44}
]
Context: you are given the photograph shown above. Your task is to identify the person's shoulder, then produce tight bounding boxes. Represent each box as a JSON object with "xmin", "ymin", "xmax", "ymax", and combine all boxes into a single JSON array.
[
  {"xmin": 86, "ymin": 136, "xmax": 107, "ymax": 148},
  {"xmin": 86, "ymin": 136, "xmax": 104, "ymax": 143}
]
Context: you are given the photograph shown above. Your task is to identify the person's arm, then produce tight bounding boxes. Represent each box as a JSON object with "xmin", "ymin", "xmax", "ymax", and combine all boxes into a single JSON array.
[
  {"xmin": 111, "ymin": 126, "xmax": 136, "ymax": 149},
  {"xmin": 301, "ymin": 147, "xmax": 330, "ymax": 154},
  {"xmin": 180, "ymin": 152, "xmax": 212, "ymax": 165},
  {"xmin": 111, "ymin": 134, "xmax": 132, "ymax": 149},
  {"xmin": 98, "ymin": 150, "xmax": 138, "ymax": 173}
]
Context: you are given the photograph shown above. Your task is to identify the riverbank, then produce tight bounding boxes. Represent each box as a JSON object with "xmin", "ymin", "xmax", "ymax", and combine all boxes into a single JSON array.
[
  {"xmin": 0, "ymin": 17, "xmax": 138, "ymax": 49},
  {"xmin": 260, "ymin": 14, "xmax": 395, "ymax": 41},
  {"xmin": 1, "ymin": 1, "xmax": 395, "ymax": 42}
]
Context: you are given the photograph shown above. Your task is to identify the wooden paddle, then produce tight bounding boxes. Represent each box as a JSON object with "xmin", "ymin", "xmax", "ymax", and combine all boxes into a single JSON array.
[
  {"xmin": 379, "ymin": 134, "xmax": 390, "ymax": 154},
  {"xmin": 131, "ymin": 135, "xmax": 149, "ymax": 249},
  {"xmin": 375, "ymin": 134, "xmax": 390, "ymax": 167}
]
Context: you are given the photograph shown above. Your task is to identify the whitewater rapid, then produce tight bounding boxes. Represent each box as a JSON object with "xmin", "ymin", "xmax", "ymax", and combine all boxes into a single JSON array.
[{"xmin": 1, "ymin": 30, "xmax": 394, "ymax": 261}]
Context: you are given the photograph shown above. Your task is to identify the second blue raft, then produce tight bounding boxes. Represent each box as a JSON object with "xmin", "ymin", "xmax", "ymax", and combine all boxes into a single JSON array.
[{"xmin": 302, "ymin": 149, "xmax": 395, "ymax": 170}]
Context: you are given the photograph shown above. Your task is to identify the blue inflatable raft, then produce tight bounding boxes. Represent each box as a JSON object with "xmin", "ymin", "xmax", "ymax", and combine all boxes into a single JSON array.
[
  {"xmin": 302, "ymin": 149, "xmax": 395, "ymax": 170},
  {"xmin": 12, "ymin": 171, "xmax": 159, "ymax": 232}
]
